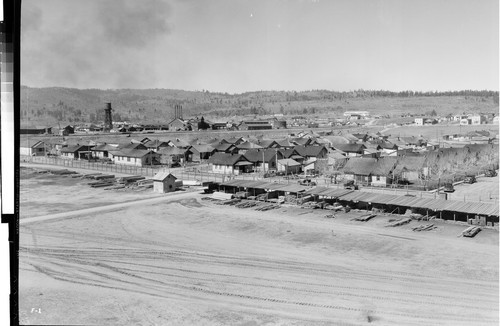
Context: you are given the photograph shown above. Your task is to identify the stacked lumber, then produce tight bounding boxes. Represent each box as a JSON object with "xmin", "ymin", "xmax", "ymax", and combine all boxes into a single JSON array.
[
  {"xmin": 235, "ymin": 191, "xmax": 249, "ymax": 199},
  {"xmin": 235, "ymin": 201, "xmax": 258, "ymax": 208},
  {"xmin": 301, "ymin": 201, "xmax": 322, "ymax": 209},
  {"xmin": 103, "ymin": 185, "xmax": 126, "ymax": 190},
  {"xmin": 51, "ymin": 169, "xmax": 78, "ymax": 175},
  {"xmin": 94, "ymin": 174, "xmax": 115, "ymax": 180},
  {"xmin": 460, "ymin": 226, "xmax": 481, "ymax": 238},
  {"xmin": 118, "ymin": 175, "xmax": 145, "ymax": 183},
  {"xmin": 137, "ymin": 179, "xmax": 153, "ymax": 185},
  {"xmin": 88, "ymin": 180, "xmax": 115, "ymax": 188},
  {"xmin": 386, "ymin": 217, "xmax": 412, "ymax": 227},
  {"xmin": 352, "ymin": 213, "xmax": 377, "ymax": 222},
  {"xmin": 71, "ymin": 174, "xmax": 84, "ymax": 178},
  {"xmin": 216, "ymin": 199, "xmax": 241, "ymax": 205},
  {"xmin": 211, "ymin": 192, "xmax": 234, "ymax": 200},
  {"xmin": 256, "ymin": 194, "xmax": 268, "ymax": 201},
  {"xmin": 324, "ymin": 214, "xmax": 336, "ymax": 219},
  {"xmin": 412, "ymin": 223, "xmax": 436, "ymax": 232},
  {"xmin": 255, "ymin": 204, "xmax": 280, "ymax": 211},
  {"xmin": 83, "ymin": 173, "xmax": 103, "ymax": 179},
  {"xmin": 284, "ymin": 194, "xmax": 299, "ymax": 205}
]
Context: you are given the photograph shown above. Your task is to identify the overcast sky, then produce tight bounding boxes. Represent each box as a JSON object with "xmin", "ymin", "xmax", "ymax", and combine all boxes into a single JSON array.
[{"xmin": 21, "ymin": 0, "xmax": 499, "ymax": 93}]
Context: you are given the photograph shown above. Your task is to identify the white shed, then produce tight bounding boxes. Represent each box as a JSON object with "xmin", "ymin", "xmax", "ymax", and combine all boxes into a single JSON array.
[{"xmin": 152, "ymin": 172, "xmax": 177, "ymax": 193}]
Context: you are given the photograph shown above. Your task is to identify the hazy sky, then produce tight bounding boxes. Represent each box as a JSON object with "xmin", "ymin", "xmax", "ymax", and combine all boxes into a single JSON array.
[{"xmin": 21, "ymin": 0, "xmax": 499, "ymax": 93}]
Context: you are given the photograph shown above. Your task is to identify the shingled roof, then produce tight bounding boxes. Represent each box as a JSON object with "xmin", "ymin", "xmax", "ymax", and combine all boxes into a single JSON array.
[
  {"xmin": 207, "ymin": 153, "xmax": 249, "ymax": 166},
  {"xmin": 342, "ymin": 157, "xmax": 377, "ymax": 175}
]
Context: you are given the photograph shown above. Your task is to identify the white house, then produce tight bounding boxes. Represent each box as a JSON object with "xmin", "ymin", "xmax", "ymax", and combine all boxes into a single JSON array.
[
  {"xmin": 109, "ymin": 149, "xmax": 160, "ymax": 167},
  {"xmin": 20, "ymin": 139, "xmax": 45, "ymax": 156}
]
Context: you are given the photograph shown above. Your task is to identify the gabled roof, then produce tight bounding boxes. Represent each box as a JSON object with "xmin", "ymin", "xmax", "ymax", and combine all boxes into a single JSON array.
[
  {"xmin": 168, "ymin": 139, "xmax": 191, "ymax": 148},
  {"xmin": 145, "ymin": 139, "xmax": 170, "ymax": 148},
  {"xmin": 207, "ymin": 153, "xmax": 248, "ymax": 165},
  {"xmin": 187, "ymin": 144, "xmax": 215, "ymax": 153},
  {"xmin": 236, "ymin": 141, "xmax": 263, "ymax": 150},
  {"xmin": 290, "ymin": 138, "xmax": 311, "ymax": 146},
  {"xmin": 293, "ymin": 145, "xmax": 327, "ymax": 157},
  {"xmin": 377, "ymin": 142, "xmax": 398, "ymax": 150},
  {"xmin": 152, "ymin": 172, "xmax": 177, "ymax": 181},
  {"xmin": 20, "ymin": 138, "xmax": 44, "ymax": 148},
  {"xmin": 274, "ymin": 139, "xmax": 295, "ymax": 148},
  {"xmin": 322, "ymin": 135, "xmax": 351, "ymax": 146},
  {"xmin": 157, "ymin": 147, "xmax": 186, "ymax": 156},
  {"xmin": 328, "ymin": 150, "xmax": 347, "ymax": 160},
  {"xmin": 222, "ymin": 137, "xmax": 245, "ymax": 145},
  {"xmin": 257, "ymin": 139, "xmax": 279, "ymax": 148},
  {"xmin": 120, "ymin": 142, "xmax": 148, "ymax": 150},
  {"xmin": 279, "ymin": 148, "xmax": 301, "ymax": 159},
  {"xmin": 393, "ymin": 156, "xmax": 427, "ymax": 174},
  {"xmin": 244, "ymin": 149, "xmax": 281, "ymax": 163},
  {"xmin": 333, "ymin": 143, "xmax": 366, "ymax": 153},
  {"xmin": 109, "ymin": 149, "xmax": 154, "ymax": 158},
  {"xmin": 61, "ymin": 145, "xmax": 90, "ymax": 153},
  {"xmin": 91, "ymin": 144, "xmax": 117, "ymax": 152},
  {"xmin": 342, "ymin": 157, "xmax": 378, "ymax": 175},
  {"xmin": 213, "ymin": 143, "xmax": 236, "ymax": 152},
  {"xmin": 371, "ymin": 157, "xmax": 398, "ymax": 175},
  {"xmin": 168, "ymin": 118, "xmax": 187, "ymax": 125}
]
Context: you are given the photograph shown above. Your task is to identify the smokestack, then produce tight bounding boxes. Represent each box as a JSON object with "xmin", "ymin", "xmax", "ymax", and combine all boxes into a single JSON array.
[{"xmin": 104, "ymin": 103, "xmax": 113, "ymax": 131}]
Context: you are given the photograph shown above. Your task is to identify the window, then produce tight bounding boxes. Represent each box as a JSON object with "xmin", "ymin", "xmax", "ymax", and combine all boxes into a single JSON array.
[
  {"xmin": 376, "ymin": 176, "xmax": 380, "ymax": 181},
  {"xmin": 127, "ymin": 157, "xmax": 130, "ymax": 162}
]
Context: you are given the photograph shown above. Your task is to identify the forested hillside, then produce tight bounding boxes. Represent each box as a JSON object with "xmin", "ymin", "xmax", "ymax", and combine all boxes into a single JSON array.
[{"xmin": 21, "ymin": 86, "xmax": 499, "ymax": 126}]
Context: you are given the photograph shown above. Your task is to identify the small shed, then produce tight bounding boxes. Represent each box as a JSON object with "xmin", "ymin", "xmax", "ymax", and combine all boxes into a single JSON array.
[{"xmin": 153, "ymin": 172, "xmax": 177, "ymax": 193}]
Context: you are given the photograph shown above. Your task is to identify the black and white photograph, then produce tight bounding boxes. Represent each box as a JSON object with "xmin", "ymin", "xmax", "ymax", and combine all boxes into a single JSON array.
[{"xmin": 13, "ymin": 0, "xmax": 499, "ymax": 325}]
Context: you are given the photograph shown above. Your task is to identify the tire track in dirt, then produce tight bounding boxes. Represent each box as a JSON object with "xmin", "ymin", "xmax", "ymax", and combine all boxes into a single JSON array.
[{"xmin": 21, "ymin": 247, "xmax": 498, "ymax": 312}]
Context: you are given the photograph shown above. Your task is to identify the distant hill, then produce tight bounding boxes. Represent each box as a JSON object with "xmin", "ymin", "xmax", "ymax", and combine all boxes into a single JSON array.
[{"xmin": 20, "ymin": 86, "xmax": 499, "ymax": 126}]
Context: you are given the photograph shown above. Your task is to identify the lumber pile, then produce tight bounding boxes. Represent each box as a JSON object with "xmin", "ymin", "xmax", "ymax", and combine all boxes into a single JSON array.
[
  {"xmin": 94, "ymin": 174, "xmax": 115, "ymax": 180},
  {"xmin": 51, "ymin": 169, "xmax": 78, "ymax": 175},
  {"xmin": 83, "ymin": 173, "xmax": 103, "ymax": 179},
  {"xmin": 386, "ymin": 217, "xmax": 412, "ymax": 227},
  {"xmin": 256, "ymin": 194, "xmax": 268, "ymax": 201},
  {"xmin": 118, "ymin": 175, "xmax": 145, "ymax": 184},
  {"xmin": 268, "ymin": 196, "xmax": 285, "ymax": 204},
  {"xmin": 103, "ymin": 185, "xmax": 126, "ymax": 190},
  {"xmin": 234, "ymin": 191, "xmax": 249, "ymax": 199},
  {"xmin": 352, "ymin": 213, "xmax": 377, "ymax": 222},
  {"xmin": 235, "ymin": 201, "xmax": 258, "ymax": 208},
  {"xmin": 412, "ymin": 223, "xmax": 436, "ymax": 232},
  {"xmin": 215, "ymin": 198, "xmax": 241, "ymax": 206},
  {"xmin": 88, "ymin": 180, "xmax": 116, "ymax": 188},
  {"xmin": 284, "ymin": 194, "xmax": 299, "ymax": 205},
  {"xmin": 255, "ymin": 204, "xmax": 280, "ymax": 211},
  {"xmin": 211, "ymin": 192, "xmax": 234, "ymax": 200},
  {"xmin": 459, "ymin": 226, "xmax": 481, "ymax": 238}
]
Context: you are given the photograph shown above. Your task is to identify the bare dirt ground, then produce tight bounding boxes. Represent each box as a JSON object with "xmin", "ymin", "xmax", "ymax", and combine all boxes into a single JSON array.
[
  {"xmin": 447, "ymin": 175, "xmax": 499, "ymax": 203},
  {"xmin": 18, "ymin": 173, "xmax": 498, "ymax": 325}
]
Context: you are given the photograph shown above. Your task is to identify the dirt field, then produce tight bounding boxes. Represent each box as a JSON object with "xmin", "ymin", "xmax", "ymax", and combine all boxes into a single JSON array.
[
  {"xmin": 18, "ymin": 173, "xmax": 498, "ymax": 325},
  {"xmin": 447, "ymin": 175, "xmax": 499, "ymax": 203},
  {"xmin": 382, "ymin": 124, "xmax": 498, "ymax": 140}
]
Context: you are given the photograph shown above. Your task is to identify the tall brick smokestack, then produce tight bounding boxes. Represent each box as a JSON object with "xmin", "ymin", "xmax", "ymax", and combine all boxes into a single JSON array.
[{"xmin": 104, "ymin": 103, "xmax": 113, "ymax": 131}]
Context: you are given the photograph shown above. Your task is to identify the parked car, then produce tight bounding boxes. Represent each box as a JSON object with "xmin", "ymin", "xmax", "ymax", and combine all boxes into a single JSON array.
[
  {"xmin": 169, "ymin": 162, "xmax": 181, "ymax": 168},
  {"xmin": 485, "ymin": 170, "xmax": 497, "ymax": 177},
  {"xmin": 343, "ymin": 180, "xmax": 359, "ymax": 190},
  {"xmin": 443, "ymin": 183, "xmax": 455, "ymax": 193},
  {"xmin": 464, "ymin": 175, "xmax": 476, "ymax": 184}
]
